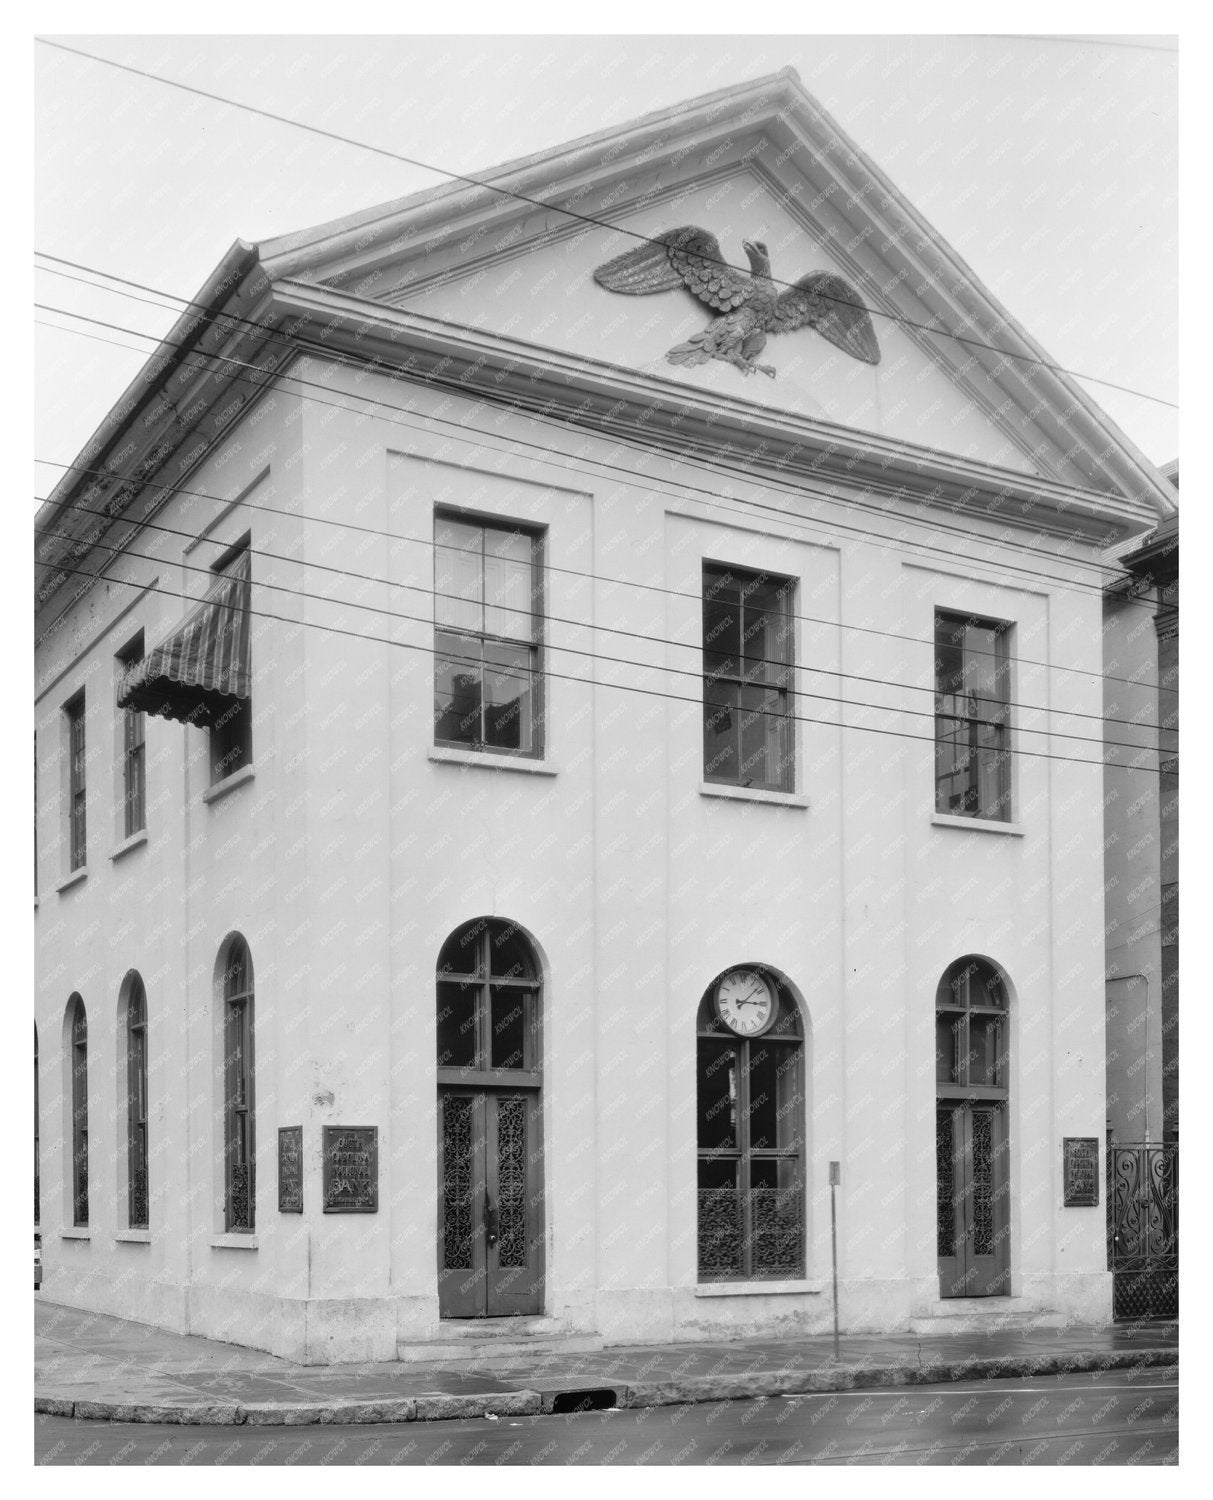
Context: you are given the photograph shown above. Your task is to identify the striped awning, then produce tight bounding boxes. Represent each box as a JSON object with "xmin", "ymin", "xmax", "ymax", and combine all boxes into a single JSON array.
[{"xmin": 118, "ymin": 550, "xmax": 251, "ymax": 726}]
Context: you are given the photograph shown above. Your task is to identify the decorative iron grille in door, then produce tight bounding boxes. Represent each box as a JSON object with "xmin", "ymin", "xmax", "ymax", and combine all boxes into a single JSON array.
[{"xmin": 1107, "ymin": 1143, "xmax": 1178, "ymax": 1321}]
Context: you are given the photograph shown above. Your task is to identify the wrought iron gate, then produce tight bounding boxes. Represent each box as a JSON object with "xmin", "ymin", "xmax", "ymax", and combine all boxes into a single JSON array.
[{"xmin": 1107, "ymin": 1142, "xmax": 1178, "ymax": 1321}]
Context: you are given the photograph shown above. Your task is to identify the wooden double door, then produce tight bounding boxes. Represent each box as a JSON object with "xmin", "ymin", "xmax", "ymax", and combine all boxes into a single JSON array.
[
  {"xmin": 937, "ymin": 1102, "xmax": 1010, "ymax": 1297},
  {"xmin": 437, "ymin": 1088, "xmax": 544, "ymax": 1318}
]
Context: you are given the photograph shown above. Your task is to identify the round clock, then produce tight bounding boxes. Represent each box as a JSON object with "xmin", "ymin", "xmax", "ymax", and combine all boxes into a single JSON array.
[{"xmin": 715, "ymin": 968, "xmax": 776, "ymax": 1037}]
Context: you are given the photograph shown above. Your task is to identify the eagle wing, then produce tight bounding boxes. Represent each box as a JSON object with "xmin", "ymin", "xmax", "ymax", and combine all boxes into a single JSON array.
[
  {"xmin": 593, "ymin": 226, "xmax": 753, "ymax": 312},
  {"xmin": 772, "ymin": 271, "xmax": 881, "ymax": 365}
]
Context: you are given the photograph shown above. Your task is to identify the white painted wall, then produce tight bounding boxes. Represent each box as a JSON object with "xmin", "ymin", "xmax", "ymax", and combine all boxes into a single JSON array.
[{"xmin": 35, "ymin": 355, "xmax": 1115, "ymax": 1360}]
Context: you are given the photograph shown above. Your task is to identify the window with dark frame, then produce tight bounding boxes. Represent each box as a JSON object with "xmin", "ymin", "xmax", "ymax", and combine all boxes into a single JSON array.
[
  {"xmin": 126, "ymin": 976, "xmax": 149, "ymax": 1229},
  {"xmin": 702, "ymin": 565, "xmax": 795, "ymax": 792},
  {"xmin": 696, "ymin": 978, "xmax": 805, "ymax": 1280},
  {"xmin": 69, "ymin": 996, "xmax": 88, "ymax": 1227},
  {"xmin": 117, "ymin": 634, "xmax": 146, "ymax": 836},
  {"xmin": 66, "ymin": 694, "xmax": 86, "ymax": 870},
  {"xmin": 433, "ymin": 515, "xmax": 544, "ymax": 756},
  {"xmin": 209, "ymin": 543, "xmax": 252, "ymax": 785},
  {"xmin": 436, "ymin": 919, "xmax": 541, "ymax": 1077},
  {"xmin": 223, "ymin": 939, "xmax": 255, "ymax": 1231},
  {"xmin": 934, "ymin": 611, "xmax": 1012, "ymax": 820}
]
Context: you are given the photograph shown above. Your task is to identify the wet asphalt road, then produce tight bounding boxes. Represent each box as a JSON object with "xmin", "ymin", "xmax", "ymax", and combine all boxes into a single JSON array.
[{"xmin": 35, "ymin": 1367, "xmax": 1177, "ymax": 1465}]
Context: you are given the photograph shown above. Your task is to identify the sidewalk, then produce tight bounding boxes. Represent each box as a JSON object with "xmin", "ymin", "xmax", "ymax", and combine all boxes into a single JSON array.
[{"xmin": 35, "ymin": 1300, "xmax": 1178, "ymax": 1427}]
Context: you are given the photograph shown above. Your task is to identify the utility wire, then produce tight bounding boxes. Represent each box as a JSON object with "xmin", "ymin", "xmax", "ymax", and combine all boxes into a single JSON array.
[
  {"xmin": 34, "ymin": 514, "xmax": 1166, "ymax": 758},
  {"xmin": 35, "ymin": 250, "xmax": 1163, "ymax": 601},
  {"xmin": 34, "ymin": 296, "xmax": 1163, "ymax": 623},
  {"xmin": 37, "ymin": 555, "xmax": 1167, "ymax": 778},
  {"xmin": 34, "ymin": 38, "xmax": 1179, "ymax": 413},
  {"xmin": 35, "ymin": 428, "xmax": 1173, "ymax": 711},
  {"xmin": 32, "ymin": 317, "xmax": 1171, "ymax": 701},
  {"xmin": 34, "ymin": 494, "xmax": 1173, "ymax": 741}
]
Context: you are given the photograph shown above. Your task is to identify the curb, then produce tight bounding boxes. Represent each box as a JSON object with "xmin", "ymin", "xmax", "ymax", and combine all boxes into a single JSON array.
[{"xmin": 35, "ymin": 1347, "xmax": 1177, "ymax": 1427}]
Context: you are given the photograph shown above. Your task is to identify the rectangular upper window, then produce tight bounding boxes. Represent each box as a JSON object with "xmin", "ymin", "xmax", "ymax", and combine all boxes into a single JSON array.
[
  {"xmin": 934, "ymin": 611, "xmax": 1012, "ymax": 821},
  {"xmin": 433, "ymin": 514, "xmax": 544, "ymax": 757},
  {"xmin": 65, "ymin": 693, "xmax": 86, "ymax": 871},
  {"xmin": 702, "ymin": 565, "xmax": 795, "ymax": 793},
  {"xmin": 116, "ymin": 633, "xmax": 146, "ymax": 837}
]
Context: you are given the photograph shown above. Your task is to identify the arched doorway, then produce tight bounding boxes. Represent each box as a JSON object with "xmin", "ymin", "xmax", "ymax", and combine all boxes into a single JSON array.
[
  {"xmin": 936, "ymin": 957, "xmax": 1011, "ymax": 1297},
  {"xmin": 436, "ymin": 918, "xmax": 544, "ymax": 1318}
]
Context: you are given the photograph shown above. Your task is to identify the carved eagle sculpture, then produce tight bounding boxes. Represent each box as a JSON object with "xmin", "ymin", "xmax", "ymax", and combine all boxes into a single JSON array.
[{"xmin": 593, "ymin": 226, "xmax": 880, "ymax": 378}]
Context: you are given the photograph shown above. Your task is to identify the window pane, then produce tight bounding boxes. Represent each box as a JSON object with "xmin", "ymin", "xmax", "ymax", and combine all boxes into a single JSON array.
[
  {"xmin": 437, "ymin": 981, "xmax": 478, "ymax": 1068},
  {"xmin": 438, "ymin": 923, "xmax": 484, "ymax": 977},
  {"xmin": 482, "ymin": 641, "xmax": 533, "ymax": 751},
  {"xmin": 739, "ymin": 685, "xmax": 790, "ymax": 790},
  {"xmin": 934, "ymin": 615, "xmax": 965, "ymax": 697},
  {"xmin": 434, "ymin": 631, "xmax": 482, "ymax": 744},
  {"xmin": 936, "ymin": 1014, "xmax": 960, "ymax": 1083},
  {"xmin": 745, "ymin": 1045, "xmax": 779, "ymax": 1149},
  {"xmin": 484, "ymin": 530, "xmax": 534, "ymax": 641},
  {"xmin": 489, "ymin": 922, "xmax": 537, "ymax": 980},
  {"xmin": 745, "ymin": 1043, "xmax": 801, "ymax": 1150},
  {"xmin": 962, "ymin": 622, "xmax": 1003, "ymax": 701},
  {"xmin": 703, "ymin": 680, "xmax": 739, "ymax": 782},
  {"xmin": 490, "ymin": 986, "xmax": 527, "ymax": 1070},
  {"xmin": 969, "ymin": 1015, "xmax": 1005, "ymax": 1088},
  {"xmin": 703, "ymin": 576, "xmax": 742, "ymax": 681},
  {"xmin": 697, "ymin": 1041, "xmax": 738, "ymax": 1151},
  {"xmin": 434, "ymin": 520, "xmax": 483, "ymax": 633},
  {"xmin": 741, "ymin": 576, "xmax": 792, "ymax": 685},
  {"xmin": 698, "ymin": 1157, "xmax": 738, "ymax": 1191}
]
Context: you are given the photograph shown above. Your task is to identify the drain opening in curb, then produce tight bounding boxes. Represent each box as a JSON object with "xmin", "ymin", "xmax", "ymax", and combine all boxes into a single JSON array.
[{"xmin": 549, "ymin": 1388, "xmax": 617, "ymax": 1414}]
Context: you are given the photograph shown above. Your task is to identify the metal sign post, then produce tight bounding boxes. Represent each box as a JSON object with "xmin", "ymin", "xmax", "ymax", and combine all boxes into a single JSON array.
[{"xmin": 829, "ymin": 1160, "xmax": 840, "ymax": 1362}]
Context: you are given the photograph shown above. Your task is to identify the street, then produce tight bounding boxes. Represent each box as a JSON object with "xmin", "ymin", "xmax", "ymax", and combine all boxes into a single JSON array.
[{"xmin": 35, "ymin": 1367, "xmax": 1176, "ymax": 1465}]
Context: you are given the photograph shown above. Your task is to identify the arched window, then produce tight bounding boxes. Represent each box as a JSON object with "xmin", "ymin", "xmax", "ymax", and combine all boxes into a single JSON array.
[
  {"xmin": 124, "ymin": 976, "xmax": 148, "ymax": 1229},
  {"xmin": 935, "ymin": 956, "xmax": 1011, "ymax": 1298},
  {"xmin": 222, "ymin": 938, "xmax": 255, "ymax": 1231},
  {"xmin": 66, "ymin": 996, "xmax": 88, "ymax": 1226},
  {"xmin": 696, "ymin": 968, "xmax": 805, "ymax": 1281}
]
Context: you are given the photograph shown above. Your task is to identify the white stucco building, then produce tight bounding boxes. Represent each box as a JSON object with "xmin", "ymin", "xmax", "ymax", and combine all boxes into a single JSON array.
[{"xmin": 34, "ymin": 70, "xmax": 1176, "ymax": 1364}]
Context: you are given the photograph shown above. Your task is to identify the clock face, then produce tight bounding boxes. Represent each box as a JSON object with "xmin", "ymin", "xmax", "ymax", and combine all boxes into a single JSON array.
[{"xmin": 715, "ymin": 969, "xmax": 775, "ymax": 1037}]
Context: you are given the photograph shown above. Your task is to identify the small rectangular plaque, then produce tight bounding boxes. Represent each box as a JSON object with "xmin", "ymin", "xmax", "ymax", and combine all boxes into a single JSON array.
[
  {"xmin": 278, "ymin": 1126, "xmax": 303, "ymax": 1213},
  {"xmin": 1063, "ymin": 1137, "xmax": 1099, "ymax": 1207},
  {"xmin": 322, "ymin": 1126, "xmax": 379, "ymax": 1213}
]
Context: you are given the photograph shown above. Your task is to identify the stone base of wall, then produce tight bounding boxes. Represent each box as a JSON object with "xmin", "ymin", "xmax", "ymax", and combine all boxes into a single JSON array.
[{"xmin": 38, "ymin": 1268, "xmax": 1115, "ymax": 1365}]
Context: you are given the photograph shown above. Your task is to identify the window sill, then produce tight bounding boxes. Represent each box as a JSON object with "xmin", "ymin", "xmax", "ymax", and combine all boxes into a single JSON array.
[
  {"xmin": 110, "ymin": 830, "xmax": 148, "ymax": 862},
  {"xmin": 115, "ymin": 1229, "xmax": 150, "ymax": 1244},
  {"xmin": 699, "ymin": 782, "xmax": 809, "ymax": 809},
  {"xmin": 56, "ymin": 866, "xmax": 88, "ymax": 895},
  {"xmin": 210, "ymin": 1233, "xmax": 258, "ymax": 1250},
  {"xmin": 428, "ymin": 747, "xmax": 557, "ymax": 776},
  {"xmin": 203, "ymin": 764, "xmax": 256, "ymax": 805},
  {"xmin": 931, "ymin": 812, "xmax": 1024, "ymax": 837},
  {"xmin": 694, "ymin": 1278, "xmax": 825, "ymax": 1297},
  {"xmin": 60, "ymin": 1228, "xmax": 91, "ymax": 1241}
]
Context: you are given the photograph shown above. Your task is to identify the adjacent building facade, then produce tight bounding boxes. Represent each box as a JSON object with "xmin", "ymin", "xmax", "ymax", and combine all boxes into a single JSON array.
[{"xmin": 34, "ymin": 70, "xmax": 1176, "ymax": 1363}]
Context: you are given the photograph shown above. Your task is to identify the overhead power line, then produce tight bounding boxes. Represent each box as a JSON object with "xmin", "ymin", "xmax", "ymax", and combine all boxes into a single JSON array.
[
  {"xmin": 37, "ymin": 555, "xmax": 1167, "ymax": 779},
  {"xmin": 33, "ymin": 510, "xmax": 1167, "ymax": 757},
  {"xmin": 34, "ymin": 493, "xmax": 1172, "ymax": 740},
  {"xmin": 33, "ymin": 250, "xmax": 1165, "ymax": 605},
  {"xmin": 34, "ymin": 295, "xmax": 1164, "ymax": 624},
  {"xmin": 35, "ymin": 37, "xmax": 1179, "ymax": 412},
  {"xmin": 34, "ymin": 433, "xmax": 1172, "ymax": 706}
]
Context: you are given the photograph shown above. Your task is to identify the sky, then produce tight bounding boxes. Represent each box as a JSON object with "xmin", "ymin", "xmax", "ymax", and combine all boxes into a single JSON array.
[{"xmin": 34, "ymin": 31, "xmax": 1178, "ymax": 506}]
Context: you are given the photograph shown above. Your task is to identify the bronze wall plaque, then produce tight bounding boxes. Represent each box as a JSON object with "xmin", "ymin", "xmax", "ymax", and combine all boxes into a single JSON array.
[
  {"xmin": 278, "ymin": 1126, "xmax": 303, "ymax": 1212},
  {"xmin": 322, "ymin": 1126, "xmax": 379, "ymax": 1213},
  {"xmin": 1063, "ymin": 1137, "xmax": 1100, "ymax": 1207}
]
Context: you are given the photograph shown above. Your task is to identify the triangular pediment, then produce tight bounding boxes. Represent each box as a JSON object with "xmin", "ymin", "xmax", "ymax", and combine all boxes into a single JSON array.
[{"xmin": 257, "ymin": 69, "xmax": 1172, "ymax": 513}]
